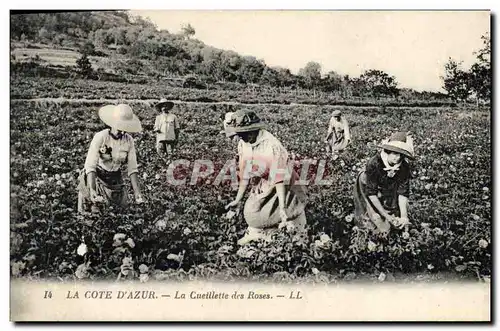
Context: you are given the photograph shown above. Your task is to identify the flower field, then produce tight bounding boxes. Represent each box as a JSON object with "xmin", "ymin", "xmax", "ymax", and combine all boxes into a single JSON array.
[
  {"xmin": 9, "ymin": 96, "xmax": 491, "ymax": 283},
  {"xmin": 10, "ymin": 76, "xmax": 456, "ymax": 108}
]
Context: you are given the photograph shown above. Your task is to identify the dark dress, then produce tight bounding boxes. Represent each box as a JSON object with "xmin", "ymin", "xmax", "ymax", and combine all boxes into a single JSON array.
[{"xmin": 353, "ymin": 153, "xmax": 410, "ymax": 233}]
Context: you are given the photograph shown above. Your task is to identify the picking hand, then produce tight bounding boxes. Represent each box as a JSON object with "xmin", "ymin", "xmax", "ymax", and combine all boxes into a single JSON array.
[
  {"xmin": 90, "ymin": 190, "xmax": 104, "ymax": 203},
  {"xmin": 135, "ymin": 195, "xmax": 145, "ymax": 204},
  {"xmin": 397, "ymin": 216, "xmax": 411, "ymax": 230},
  {"xmin": 388, "ymin": 215, "xmax": 398, "ymax": 226},
  {"xmin": 385, "ymin": 214, "xmax": 398, "ymax": 224},
  {"xmin": 279, "ymin": 208, "xmax": 288, "ymax": 223},
  {"xmin": 225, "ymin": 200, "xmax": 240, "ymax": 210},
  {"xmin": 279, "ymin": 220, "xmax": 296, "ymax": 233}
]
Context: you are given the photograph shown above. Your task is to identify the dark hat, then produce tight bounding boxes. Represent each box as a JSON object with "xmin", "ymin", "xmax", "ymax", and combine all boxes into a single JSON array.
[
  {"xmin": 226, "ymin": 109, "xmax": 266, "ymax": 134},
  {"xmin": 155, "ymin": 98, "xmax": 175, "ymax": 111}
]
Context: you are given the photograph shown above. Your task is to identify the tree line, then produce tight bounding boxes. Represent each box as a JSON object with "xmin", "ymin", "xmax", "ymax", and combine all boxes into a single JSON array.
[{"xmin": 441, "ymin": 33, "xmax": 491, "ymax": 104}]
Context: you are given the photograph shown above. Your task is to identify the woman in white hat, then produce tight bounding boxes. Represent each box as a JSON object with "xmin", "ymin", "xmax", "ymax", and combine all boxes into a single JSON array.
[
  {"xmin": 224, "ymin": 109, "xmax": 308, "ymax": 245},
  {"xmin": 77, "ymin": 104, "xmax": 145, "ymax": 213},
  {"xmin": 353, "ymin": 131, "xmax": 414, "ymax": 235},
  {"xmin": 324, "ymin": 109, "xmax": 351, "ymax": 160},
  {"xmin": 154, "ymin": 98, "xmax": 180, "ymax": 159}
]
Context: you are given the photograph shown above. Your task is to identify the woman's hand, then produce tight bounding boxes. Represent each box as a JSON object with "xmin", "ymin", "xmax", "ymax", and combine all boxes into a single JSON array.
[
  {"xmin": 386, "ymin": 214, "xmax": 401, "ymax": 227},
  {"xmin": 90, "ymin": 189, "xmax": 104, "ymax": 203},
  {"xmin": 278, "ymin": 208, "xmax": 297, "ymax": 233},
  {"xmin": 135, "ymin": 194, "xmax": 145, "ymax": 204},
  {"xmin": 389, "ymin": 216, "xmax": 410, "ymax": 229},
  {"xmin": 279, "ymin": 207, "xmax": 288, "ymax": 223},
  {"xmin": 397, "ymin": 216, "xmax": 410, "ymax": 230},
  {"xmin": 225, "ymin": 200, "xmax": 240, "ymax": 210},
  {"xmin": 279, "ymin": 221, "xmax": 296, "ymax": 233}
]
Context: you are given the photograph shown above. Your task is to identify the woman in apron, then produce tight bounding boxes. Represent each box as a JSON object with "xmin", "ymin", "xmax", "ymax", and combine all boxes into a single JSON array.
[
  {"xmin": 225, "ymin": 109, "xmax": 308, "ymax": 245},
  {"xmin": 325, "ymin": 109, "xmax": 351, "ymax": 160},
  {"xmin": 78, "ymin": 104, "xmax": 145, "ymax": 213}
]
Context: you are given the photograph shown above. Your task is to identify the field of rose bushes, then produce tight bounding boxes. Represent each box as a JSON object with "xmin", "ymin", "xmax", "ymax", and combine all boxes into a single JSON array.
[
  {"xmin": 10, "ymin": 96, "xmax": 491, "ymax": 283},
  {"xmin": 10, "ymin": 76, "xmax": 456, "ymax": 108}
]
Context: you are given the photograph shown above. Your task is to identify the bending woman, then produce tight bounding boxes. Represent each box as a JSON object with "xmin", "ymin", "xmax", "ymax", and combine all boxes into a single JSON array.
[
  {"xmin": 225, "ymin": 109, "xmax": 308, "ymax": 245},
  {"xmin": 78, "ymin": 104, "xmax": 145, "ymax": 213},
  {"xmin": 325, "ymin": 109, "xmax": 351, "ymax": 159},
  {"xmin": 353, "ymin": 131, "xmax": 414, "ymax": 235}
]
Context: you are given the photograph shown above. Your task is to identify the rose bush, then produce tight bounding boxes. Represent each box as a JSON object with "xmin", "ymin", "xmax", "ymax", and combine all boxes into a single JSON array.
[{"xmin": 10, "ymin": 99, "xmax": 490, "ymax": 283}]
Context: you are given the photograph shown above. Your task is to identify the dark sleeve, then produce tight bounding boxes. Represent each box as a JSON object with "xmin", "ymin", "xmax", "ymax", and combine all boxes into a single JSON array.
[
  {"xmin": 397, "ymin": 164, "xmax": 411, "ymax": 197},
  {"xmin": 364, "ymin": 157, "xmax": 380, "ymax": 196}
]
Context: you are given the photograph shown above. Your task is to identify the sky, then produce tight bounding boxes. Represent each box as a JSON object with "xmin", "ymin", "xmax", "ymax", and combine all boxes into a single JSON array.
[{"xmin": 131, "ymin": 10, "xmax": 490, "ymax": 92}]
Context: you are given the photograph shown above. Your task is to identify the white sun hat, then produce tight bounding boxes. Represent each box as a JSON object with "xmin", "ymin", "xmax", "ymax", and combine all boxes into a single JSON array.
[
  {"xmin": 379, "ymin": 131, "xmax": 414, "ymax": 159},
  {"xmin": 98, "ymin": 104, "xmax": 143, "ymax": 133}
]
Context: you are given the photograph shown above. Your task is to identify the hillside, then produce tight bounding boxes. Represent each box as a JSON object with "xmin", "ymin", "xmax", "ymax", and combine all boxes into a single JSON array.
[{"xmin": 10, "ymin": 10, "xmax": 455, "ymax": 104}]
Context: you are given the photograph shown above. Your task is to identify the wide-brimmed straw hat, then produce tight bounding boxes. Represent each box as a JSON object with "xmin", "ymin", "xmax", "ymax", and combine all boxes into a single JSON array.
[
  {"xmin": 98, "ymin": 104, "xmax": 142, "ymax": 133},
  {"xmin": 226, "ymin": 109, "xmax": 266, "ymax": 134},
  {"xmin": 155, "ymin": 98, "xmax": 175, "ymax": 111},
  {"xmin": 332, "ymin": 110, "xmax": 342, "ymax": 117},
  {"xmin": 379, "ymin": 131, "xmax": 414, "ymax": 159}
]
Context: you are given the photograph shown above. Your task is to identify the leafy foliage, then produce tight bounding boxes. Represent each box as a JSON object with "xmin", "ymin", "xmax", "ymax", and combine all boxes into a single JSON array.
[
  {"xmin": 442, "ymin": 59, "xmax": 471, "ymax": 102},
  {"xmin": 76, "ymin": 54, "xmax": 93, "ymax": 78},
  {"xmin": 441, "ymin": 33, "xmax": 491, "ymax": 104}
]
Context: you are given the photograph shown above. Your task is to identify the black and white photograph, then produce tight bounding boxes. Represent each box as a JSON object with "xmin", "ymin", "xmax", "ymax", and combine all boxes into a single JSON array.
[{"xmin": 8, "ymin": 7, "xmax": 491, "ymax": 321}]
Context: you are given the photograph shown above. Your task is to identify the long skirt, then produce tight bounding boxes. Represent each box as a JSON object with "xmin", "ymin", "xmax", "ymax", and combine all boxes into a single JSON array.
[
  {"xmin": 243, "ymin": 172, "xmax": 308, "ymax": 231},
  {"xmin": 328, "ymin": 132, "xmax": 349, "ymax": 152},
  {"xmin": 77, "ymin": 167, "xmax": 127, "ymax": 213},
  {"xmin": 353, "ymin": 171, "xmax": 401, "ymax": 234}
]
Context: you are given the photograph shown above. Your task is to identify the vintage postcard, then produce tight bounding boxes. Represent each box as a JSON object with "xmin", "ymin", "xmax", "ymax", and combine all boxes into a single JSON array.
[{"xmin": 9, "ymin": 9, "xmax": 491, "ymax": 321}]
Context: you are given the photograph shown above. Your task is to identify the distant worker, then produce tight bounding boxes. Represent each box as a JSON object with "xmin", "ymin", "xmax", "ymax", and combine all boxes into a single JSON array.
[
  {"xmin": 325, "ymin": 109, "xmax": 351, "ymax": 160},
  {"xmin": 154, "ymin": 98, "xmax": 180, "ymax": 160}
]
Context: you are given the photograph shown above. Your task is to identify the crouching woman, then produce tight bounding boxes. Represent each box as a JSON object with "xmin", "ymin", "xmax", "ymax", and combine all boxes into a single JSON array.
[
  {"xmin": 224, "ymin": 109, "xmax": 308, "ymax": 245},
  {"xmin": 353, "ymin": 131, "xmax": 414, "ymax": 235}
]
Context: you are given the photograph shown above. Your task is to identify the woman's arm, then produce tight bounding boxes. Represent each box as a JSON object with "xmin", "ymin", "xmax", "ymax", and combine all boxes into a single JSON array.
[
  {"xmin": 234, "ymin": 179, "xmax": 248, "ymax": 203},
  {"xmin": 84, "ymin": 133, "xmax": 103, "ymax": 201},
  {"xmin": 398, "ymin": 195, "xmax": 409, "ymax": 219},
  {"xmin": 397, "ymin": 165, "xmax": 411, "ymax": 223},
  {"xmin": 325, "ymin": 118, "xmax": 334, "ymax": 140},
  {"xmin": 86, "ymin": 172, "xmax": 101, "ymax": 203},
  {"xmin": 87, "ymin": 172, "xmax": 97, "ymax": 191},
  {"xmin": 127, "ymin": 138, "xmax": 143, "ymax": 201},
  {"xmin": 343, "ymin": 118, "xmax": 351, "ymax": 141},
  {"xmin": 275, "ymin": 182, "xmax": 289, "ymax": 223},
  {"xmin": 154, "ymin": 116, "xmax": 160, "ymax": 133},
  {"xmin": 129, "ymin": 173, "xmax": 143, "ymax": 201},
  {"xmin": 276, "ymin": 182, "xmax": 286, "ymax": 210},
  {"xmin": 368, "ymin": 195, "xmax": 392, "ymax": 219},
  {"xmin": 364, "ymin": 157, "xmax": 393, "ymax": 220},
  {"xmin": 174, "ymin": 115, "xmax": 180, "ymax": 140},
  {"xmin": 226, "ymin": 179, "xmax": 248, "ymax": 209}
]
